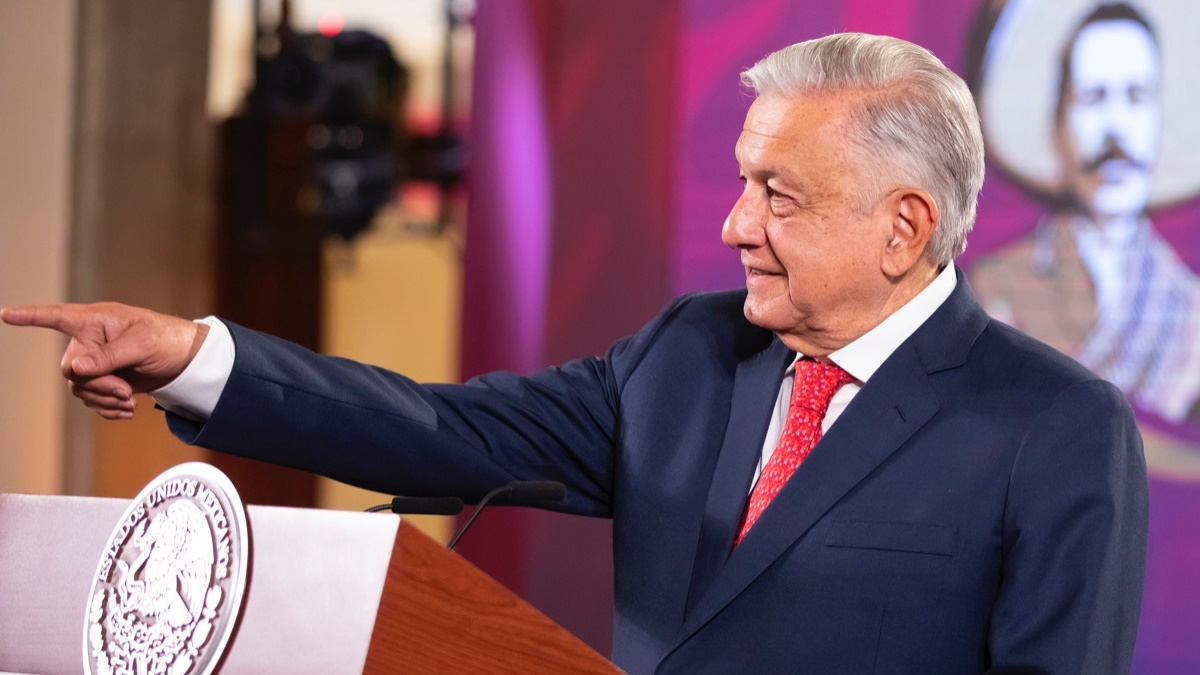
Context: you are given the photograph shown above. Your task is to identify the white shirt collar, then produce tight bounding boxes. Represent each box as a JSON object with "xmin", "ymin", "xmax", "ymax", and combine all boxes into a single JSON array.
[{"xmin": 793, "ymin": 264, "xmax": 958, "ymax": 383}]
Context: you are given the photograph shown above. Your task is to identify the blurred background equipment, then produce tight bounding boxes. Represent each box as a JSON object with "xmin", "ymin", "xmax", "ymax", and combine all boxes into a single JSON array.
[
  {"xmin": 227, "ymin": 0, "xmax": 407, "ymax": 262},
  {"xmin": 254, "ymin": 24, "xmax": 406, "ymax": 241}
]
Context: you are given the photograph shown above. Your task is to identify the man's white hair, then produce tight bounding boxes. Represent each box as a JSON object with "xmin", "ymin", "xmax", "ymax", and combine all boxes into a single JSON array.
[{"xmin": 741, "ymin": 33, "xmax": 985, "ymax": 267}]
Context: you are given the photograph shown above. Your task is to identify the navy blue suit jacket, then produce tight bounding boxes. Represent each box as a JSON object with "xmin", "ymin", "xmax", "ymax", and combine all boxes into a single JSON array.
[{"xmin": 169, "ymin": 270, "xmax": 1148, "ymax": 674}]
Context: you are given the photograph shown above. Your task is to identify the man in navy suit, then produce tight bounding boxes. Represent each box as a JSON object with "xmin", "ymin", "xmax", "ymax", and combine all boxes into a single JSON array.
[{"xmin": 4, "ymin": 33, "xmax": 1147, "ymax": 673}]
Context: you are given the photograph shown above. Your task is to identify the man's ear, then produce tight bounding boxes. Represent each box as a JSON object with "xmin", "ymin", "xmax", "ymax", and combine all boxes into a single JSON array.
[{"xmin": 881, "ymin": 188, "xmax": 938, "ymax": 278}]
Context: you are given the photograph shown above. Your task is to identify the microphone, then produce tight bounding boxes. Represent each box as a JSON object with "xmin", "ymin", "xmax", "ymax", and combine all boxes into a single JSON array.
[
  {"xmin": 364, "ymin": 495, "xmax": 464, "ymax": 515},
  {"xmin": 447, "ymin": 480, "xmax": 567, "ymax": 550},
  {"xmin": 495, "ymin": 480, "xmax": 567, "ymax": 505}
]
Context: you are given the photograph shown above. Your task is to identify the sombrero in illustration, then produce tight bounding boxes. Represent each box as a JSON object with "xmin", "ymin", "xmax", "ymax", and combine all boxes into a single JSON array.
[{"xmin": 972, "ymin": 0, "xmax": 1200, "ymax": 208}]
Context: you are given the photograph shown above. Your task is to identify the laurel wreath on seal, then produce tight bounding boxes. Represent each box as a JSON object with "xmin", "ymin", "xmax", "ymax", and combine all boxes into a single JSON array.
[{"xmin": 88, "ymin": 584, "xmax": 223, "ymax": 675}]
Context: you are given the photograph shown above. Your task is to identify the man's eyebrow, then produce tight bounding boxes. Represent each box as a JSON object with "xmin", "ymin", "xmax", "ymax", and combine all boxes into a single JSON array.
[
  {"xmin": 763, "ymin": 170, "xmax": 806, "ymax": 195},
  {"xmin": 741, "ymin": 167, "xmax": 798, "ymax": 194},
  {"xmin": 736, "ymin": 160, "xmax": 785, "ymax": 183},
  {"xmin": 733, "ymin": 141, "xmax": 806, "ymax": 193}
]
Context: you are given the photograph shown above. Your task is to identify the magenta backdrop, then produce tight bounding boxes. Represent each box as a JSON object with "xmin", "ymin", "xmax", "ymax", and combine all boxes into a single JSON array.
[{"xmin": 465, "ymin": 1, "xmax": 1200, "ymax": 669}]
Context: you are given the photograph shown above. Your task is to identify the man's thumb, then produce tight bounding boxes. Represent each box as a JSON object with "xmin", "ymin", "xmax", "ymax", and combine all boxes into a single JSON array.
[
  {"xmin": 72, "ymin": 344, "xmax": 127, "ymax": 377},
  {"xmin": 72, "ymin": 352, "xmax": 102, "ymax": 375},
  {"xmin": 69, "ymin": 326, "xmax": 170, "ymax": 381}
]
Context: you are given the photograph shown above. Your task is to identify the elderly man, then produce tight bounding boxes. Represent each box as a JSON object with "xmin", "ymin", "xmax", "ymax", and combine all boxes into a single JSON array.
[{"xmin": 4, "ymin": 33, "xmax": 1147, "ymax": 674}]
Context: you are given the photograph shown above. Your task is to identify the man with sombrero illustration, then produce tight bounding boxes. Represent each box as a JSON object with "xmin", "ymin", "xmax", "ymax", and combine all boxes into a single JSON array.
[{"xmin": 971, "ymin": 1, "xmax": 1200, "ymax": 427}]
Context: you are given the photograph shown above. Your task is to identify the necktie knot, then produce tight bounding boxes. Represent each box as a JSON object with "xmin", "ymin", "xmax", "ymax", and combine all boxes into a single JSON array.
[
  {"xmin": 734, "ymin": 358, "xmax": 853, "ymax": 547},
  {"xmin": 792, "ymin": 359, "xmax": 854, "ymax": 416}
]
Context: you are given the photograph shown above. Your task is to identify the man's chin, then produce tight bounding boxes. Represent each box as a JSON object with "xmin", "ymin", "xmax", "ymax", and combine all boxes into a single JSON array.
[
  {"xmin": 1089, "ymin": 177, "xmax": 1152, "ymax": 218},
  {"xmin": 742, "ymin": 297, "xmax": 791, "ymax": 332}
]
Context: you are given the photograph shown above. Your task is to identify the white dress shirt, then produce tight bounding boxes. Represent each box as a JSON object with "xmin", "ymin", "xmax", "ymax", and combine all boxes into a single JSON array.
[{"xmin": 152, "ymin": 316, "xmax": 234, "ymax": 420}]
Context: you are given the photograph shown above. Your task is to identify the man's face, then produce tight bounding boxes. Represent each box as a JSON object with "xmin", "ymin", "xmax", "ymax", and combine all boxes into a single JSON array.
[
  {"xmin": 722, "ymin": 93, "xmax": 895, "ymax": 355},
  {"xmin": 1059, "ymin": 19, "xmax": 1161, "ymax": 219}
]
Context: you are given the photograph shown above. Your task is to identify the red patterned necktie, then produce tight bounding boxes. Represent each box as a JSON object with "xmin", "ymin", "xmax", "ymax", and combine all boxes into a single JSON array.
[{"xmin": 734, "ymin": 359, "xmax": 854, "ymax": 546}]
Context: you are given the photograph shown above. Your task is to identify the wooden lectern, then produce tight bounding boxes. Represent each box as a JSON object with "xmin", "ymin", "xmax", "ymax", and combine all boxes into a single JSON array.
[{"xmin": 0, "ymin": 493, "xmax": 621, "ymax": 674}]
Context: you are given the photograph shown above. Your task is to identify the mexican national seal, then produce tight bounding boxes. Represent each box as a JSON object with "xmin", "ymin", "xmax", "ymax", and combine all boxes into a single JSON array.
[{"xmin": 83, "ymin": 463, "xmax": 249, "ymax": 675}]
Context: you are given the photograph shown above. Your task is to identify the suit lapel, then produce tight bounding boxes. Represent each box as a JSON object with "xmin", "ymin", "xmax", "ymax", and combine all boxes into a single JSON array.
[
  {"xmin": 683, "ymin": 337, "xmax": 794, "ymax": 615},
  {"xmin": 665, "ymin": 269, "xmax": 989, "ymax": 657},
  {"xmin": 669, "ymin": 342, "xmax": 940, "ymax": 649}
]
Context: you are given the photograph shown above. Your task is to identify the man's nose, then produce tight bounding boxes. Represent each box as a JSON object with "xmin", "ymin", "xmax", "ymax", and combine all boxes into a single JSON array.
[
  {"xmin": 1100, "ymin": 85, "xmax": 1143, "ymax": 136},
  {"xmin": 721, "ymin": 191, "xmax": 766, "ymax": 249}
]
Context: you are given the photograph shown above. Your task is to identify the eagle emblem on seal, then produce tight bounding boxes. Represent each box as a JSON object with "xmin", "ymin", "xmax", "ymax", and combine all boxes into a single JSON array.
[{"xmin": 116, "ymin": 501, "xmax": 214, "ymax": 629}]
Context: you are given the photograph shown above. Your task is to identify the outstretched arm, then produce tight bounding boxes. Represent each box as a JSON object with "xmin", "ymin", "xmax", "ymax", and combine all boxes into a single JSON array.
[{"xmin": 1, "ymin": 303, "xmax": 208, "ymax": 419}]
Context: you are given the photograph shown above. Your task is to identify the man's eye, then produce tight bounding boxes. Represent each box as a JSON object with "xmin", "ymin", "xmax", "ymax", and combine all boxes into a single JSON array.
[
  {"xmin": 765, "ymin": 186, "xmax": 778, "ymax": 198},
  {"xmin": 1128, "ymin": 84, "xmax": 1155, "ymax": 104},
  {"xmin": 1076, "ymin": 88, "xmax": 1105, "ymax": 106}
]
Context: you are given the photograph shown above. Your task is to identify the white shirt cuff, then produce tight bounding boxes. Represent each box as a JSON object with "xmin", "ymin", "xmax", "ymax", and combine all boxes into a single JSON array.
[{"xmin": 150, "ymin": 316, "xmax": 235, "ymax": 421}]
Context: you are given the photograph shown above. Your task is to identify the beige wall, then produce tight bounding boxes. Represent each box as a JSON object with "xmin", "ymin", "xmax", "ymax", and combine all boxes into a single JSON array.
[{"xmin": 0, "ymin": 0, "xmax": 76, "ymax": 495}]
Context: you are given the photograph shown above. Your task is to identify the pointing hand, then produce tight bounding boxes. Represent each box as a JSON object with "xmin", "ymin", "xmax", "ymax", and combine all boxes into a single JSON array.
[{"xmin": 1, "ymin": 303, "xmax": 208, "ymax": 419}]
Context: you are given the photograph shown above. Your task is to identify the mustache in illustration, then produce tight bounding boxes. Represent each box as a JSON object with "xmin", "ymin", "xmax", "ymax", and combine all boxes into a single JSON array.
[{"xmin": 1082, "ymin": 137, "xmax": 1150, "ymax": 174}]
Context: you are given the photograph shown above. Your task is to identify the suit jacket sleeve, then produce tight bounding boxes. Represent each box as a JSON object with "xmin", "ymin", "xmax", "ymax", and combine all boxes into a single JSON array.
[
  {"xmin": 165, "ymin": 296, "xmax": 693, "ymax": 516},
  {"xmin": 987, "ymin": 378, "xmax": 1148, "ymax": 674}
]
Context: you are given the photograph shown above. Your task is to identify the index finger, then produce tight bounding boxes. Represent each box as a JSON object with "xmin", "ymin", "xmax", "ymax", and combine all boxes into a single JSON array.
[{"xmin": 0, "ymin": 304, "xmax": 88, "ymax": 335}]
